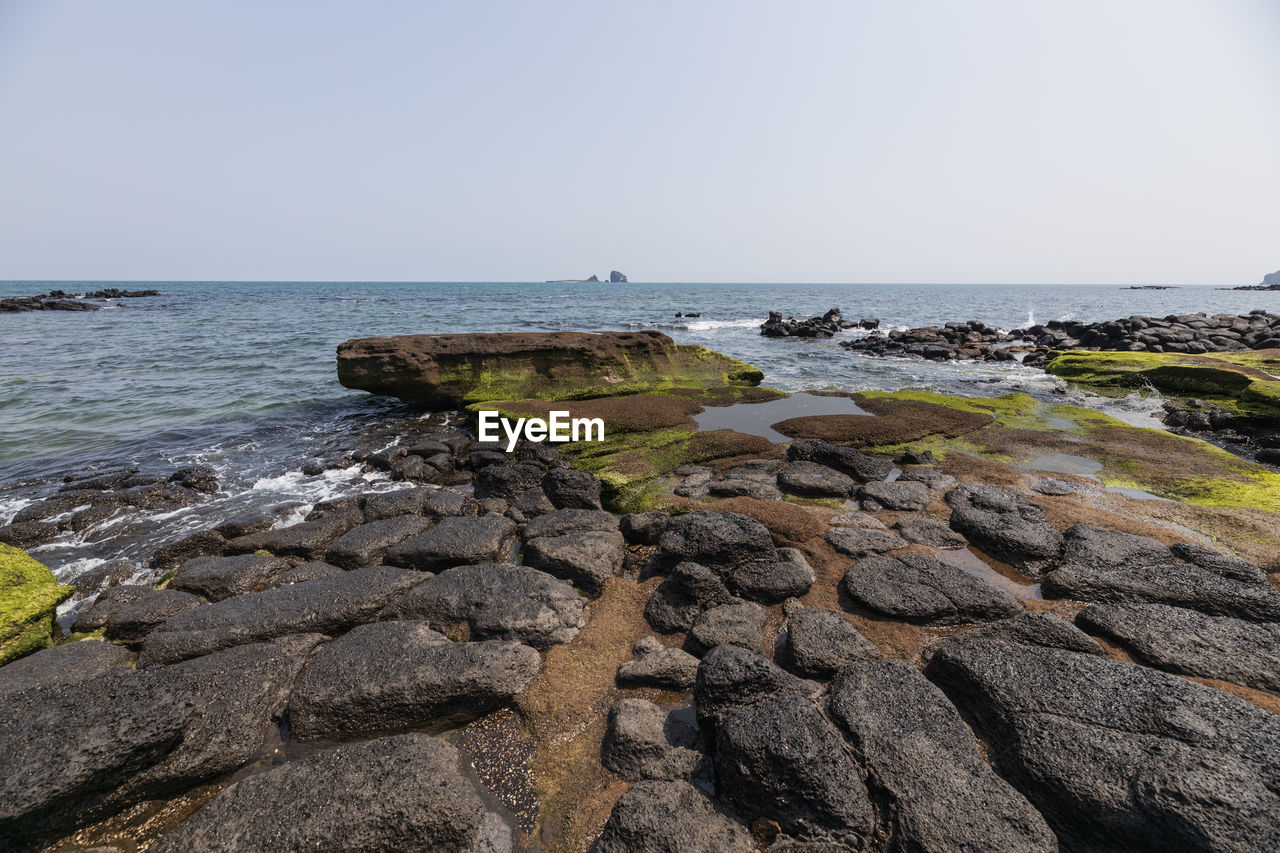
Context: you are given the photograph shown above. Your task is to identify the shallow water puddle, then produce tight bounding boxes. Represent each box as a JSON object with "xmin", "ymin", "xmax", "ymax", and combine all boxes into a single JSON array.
[
  {"xmin": 937, "ymin": 546, "xmax": 1042, "ymax": 600},
  {"xmin": 692, "ymin": 391, "xmax": 870, "ymax": 444},
  {"xmin": 1018, "ymin": 452, "xmax": 1171, "ymax": 501}
]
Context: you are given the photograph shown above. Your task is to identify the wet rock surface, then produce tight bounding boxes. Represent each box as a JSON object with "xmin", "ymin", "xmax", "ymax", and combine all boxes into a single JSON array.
[
  {"xmin": 75, "ymin": 585, "xmax": 204, "ymax": 644},
  {"xmin": 169, "ymin": 553, "xmax": 290, "ymax": 600}
]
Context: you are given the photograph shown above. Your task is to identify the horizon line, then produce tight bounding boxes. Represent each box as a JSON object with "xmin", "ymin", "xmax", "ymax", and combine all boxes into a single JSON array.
[{"xmin": 0, "ymin": 279, "xmax": 1259, "ymax": 287}]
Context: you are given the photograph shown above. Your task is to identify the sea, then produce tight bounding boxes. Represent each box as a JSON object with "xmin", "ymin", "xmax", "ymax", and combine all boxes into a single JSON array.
[{"xmin": 2, "ymin": 280, "xmax": 1275, "ymax": 591}]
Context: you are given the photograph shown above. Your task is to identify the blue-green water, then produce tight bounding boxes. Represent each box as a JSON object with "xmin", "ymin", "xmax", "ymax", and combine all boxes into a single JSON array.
[{"xmin": 2, "ymin": 280, "xmax": 1274, "ymax": 579}]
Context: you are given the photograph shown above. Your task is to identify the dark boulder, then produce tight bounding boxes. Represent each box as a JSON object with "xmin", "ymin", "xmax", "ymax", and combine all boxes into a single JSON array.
[
  {"xmin": 169, "ymin": 553, "xmax": 290, "ymax": 601},
  {"xmin": 945, "ymin": 484, "xmax": 1063, "ymax": 575},
  {"xmin": 616, "ymin": 636, "xmax": 700, "ymax": 690},
  {"xmin": 287, "ymin": 621, "xmax": 540, "ymax": 740},
  {"xmin": 686, "ymin": 601, "xmax": 766, "ymax": 657},
  {"xmin": 893, "ymin": 516, "xmax": 968, "ymax": 548},
  {"xmin": 927, "ymin": 635, "xmax": 1280, "ymax": 852},
  {"xmin": 843, "ymin": 554, "xmax": 1022, "ymax": 625},
  {"xmin": 149, "ymin": 529, "xmax": 228, "ymax": 571},
  {"xmin": 225, "ymin": 507, "xmax": 362, "ymax": 560},
  {"xmin": 828, "ymin": 660, "xmax": 1056, "ymax": 852},
  {"xmin": 620, "ymin": 510, "xmax": 669, "ymax": 545},
  {"xmin": 74, "ymin": 585, "xmax": 203, "ymax": 644},
  {"xmin": 591, "ymin": 780, "xmax": 754, "ymax": 853},
  {"xmin": 1076, "ymin": 601, "xmax": 1280, "ymax": 692},
  {"xmin": 649, "ymin": 510, "xmax": 779, "ymax": 574},
  {"xmin": 0, "ymin": 640, "xmax": 132, "ymax": 697},
  {"xmin": 541, "ymin": 468, "xmax": 603, "ymax": 509},
  {"xmin": 644, "ymin": 561, "xmax": 736, "ymax": 633},
  {"xmin": 323, "ymin": 514, "xmax": 435, "ymax": 568},
  {"xmin": 858, "ymin": 480, "xmax": 930, "ymax": 511},
  {"xmin": 1042, "ymin": 524, "xmax": 1280, "ymax": 621},
  {"xmin": 523, "ymin": 507, "xmax": 618, "ymax": 539},
  {"xmin": 715, "ymin": 694, "xmax": 873, "ymax": 841},
  {"xmin": 781, "ymin": 609, "xmax": 879, "ymax": 679},
  {"xmin": 601, "ymin": 698, "xmax": 709, "ymax": 783},
  {"xmin": 381, "ymin": 562, "xmax": 584, "ymax": 649},
  {"xmin": 693, "ymin": 644, "xmax": 814, "ymax": 730},
  {"xmin": 0, "ymin": 521, "xmax": 59, "ymax": 549},
  {"xmin": 475, "ymin": 462, "xmax": 546, "ymax": 500},
  {"xmin": 522, "ymin": 528, "xmax": 626, "ymax": 595},
  {"xmin": 943, "ymin": 612, "xmax": 1103, "ymax": 657},
  {"xmin": 384, "ymin": 515, "xmax": 517, "ymax": 571},
  {"xmin": 152, "ymin": 734, "xmax": 512, "ymax": 853},
  {"xmin": 787, "ymin": 438, "xmax": 895, "ymax": 482},
  {"xmin": 825, "ymin": 526, "xmax": 908, "ymax": 557},
  {"xmin": 723, "ymin": 548, "xmax": 815, "ymax": 603},
  {"xmin": 139, "ymin": 566, "xmax": 423, "ymax": 665},
  {"xmin": 777, "ymin": 461, "xmax": 856, "ymax": 498}
]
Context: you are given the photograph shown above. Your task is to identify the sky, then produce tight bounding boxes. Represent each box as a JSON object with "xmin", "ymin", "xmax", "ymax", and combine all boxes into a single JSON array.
[{"xmin": 0, "ymin": 0, "xmax": 1277, "ymax": 284}]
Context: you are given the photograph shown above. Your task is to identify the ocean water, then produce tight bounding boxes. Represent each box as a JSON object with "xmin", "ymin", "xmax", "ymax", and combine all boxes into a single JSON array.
[{"xmin": 2, "ymin": 280, "xmax": 1275, "ymax": 581}]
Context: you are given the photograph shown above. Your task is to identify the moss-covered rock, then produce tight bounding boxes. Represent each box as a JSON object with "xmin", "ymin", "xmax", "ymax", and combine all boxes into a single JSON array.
[
  {"xmin": 1, "ymin": 543, "xmax": 73, "ymax": 665},
  {"xmin": 1044, "ymin": 349, "xmax": 1280, "ymax": 420},
  {"xmin": 815, "ymin": 390, "xmax": 1280, "ymax": 513},
  {"xmin": 337, "ymin": 330, "xmax": 764, "ymax": 408}
]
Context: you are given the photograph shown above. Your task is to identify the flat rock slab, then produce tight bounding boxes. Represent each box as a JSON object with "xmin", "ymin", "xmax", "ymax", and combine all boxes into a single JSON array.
[
  {"xmin": 75, "ymin": 585, "xmax": 203, "ymax": 644},
  {"xmin": 0, "ymin": 638, "xmax": 313, "ymax": 846},
  {"xmin": 686, "ymin": 601, "xmax": 767, "ymax": 657},
  {"xmin": 723, "ymin": 548, "xmax": 815, "ymax": 603},
  {"xmin": 1042, "ymin": 524, "xmax": 1280, "ymax": 622},
  {"xmin": 139, "ymin": 566, "xmax": 423, "ymax": 666},
  {"xmin": 288, "ymin": 621, "xmax": 540, "ymax": 740},
  {"xmin": 893, "ymin": 516, "xmax": 968, "ymax": 548},
  {"xmin": 777, "ymin": 461, "xmax": 856, "ymax": 498},
  {"xmin": 324, "ymin": 514, "xmax": 435, "ymax": 568},
  {"xmin": 1077, "ymin": 601, "xmax": 1280, "ymax": 692},
  {"xmin": 859, "ymin": 480, "xmax": 930, "ymax": 511},
  {"xmin": 601, "ymin": 698, "xmax": 710, "ymax": 783},
  {"xmin": 541, "ymin": 468, "xmax": 603, "ymax": 509},
  {"xmin": 225, "ymin": 508, "xmax": 362, "ymax": 560},
  {"xmin": 787, "ymin": 438, "xmax": 895, "ymax": 482},
  {"xmin": 825, "ymin": 526, "xmax": 908, "ymax": 558},
  {"xmin": 383, "ymin": 562, "xmax": 583, "ymax": 649},
  {"xmin": 782, "ymin": 609, "xmax": 879, "ymax": 679},
  {"xmin": 828, "ymin": 660, "xmax": 1056, "ymax": 853},
  {"xmin": 523, "ymin": 508, "xmax": 619, "ymax": 539},
  {"xmin": 152, "ymin": 734, "xmax": 512, "ymax": 853},
  {"xmin": 592, "ymin": 780, "xmax": 754, "ymax": 853},
  {"xmin": 709, "ymin": 478, "xmax": 784, "ymax": 501},
  {"xmin": 927, "ymin": 635, "xmax": 1280, "ymax": 852},
  {"xmin": 945, "ymin": 484, "xmax": 1063, "ymax": 575},
  {"xmin": 385, "ymin": 515, "xmax": 517, "ymax": 571},
  {"xmin": 0, "ymin": 640, "xmax": 133, "ymax": 698},
  {"xmin": 715, "ymin": 694, "xmax": 873, "ymax": 841},
  {"xmin": 650, "ymin": 511, "xmax": 779, "ymax": 574},
  {"xmin": 644, "ymin": 561, "xmax": 736, "ymax": 633},
  {"xmin": 170, "ymin": 553, "xmax": 290, "ymax": 601},
  {"xmin": 843, "ymin": 554, "xmax": 1022, "ymax": 625},
  {"xmin": 948, "ymin": 612, "xmax": 1103, "ymax": 657},
  {"xmin": 522, "ymin": 529, "xmax": 626, "ymax": 595}
]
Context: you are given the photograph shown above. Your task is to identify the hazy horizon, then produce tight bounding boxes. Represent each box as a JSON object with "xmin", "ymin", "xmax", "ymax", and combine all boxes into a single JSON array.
[{"xmin": 1, "ymin": 1, "xmax": 1277, "ymax": 284}]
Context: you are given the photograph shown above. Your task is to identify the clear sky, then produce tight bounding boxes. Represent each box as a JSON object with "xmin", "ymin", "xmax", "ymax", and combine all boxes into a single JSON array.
[{"xmin": 0, "ymin": 0, "xmax": 1277, "ymax": 284}]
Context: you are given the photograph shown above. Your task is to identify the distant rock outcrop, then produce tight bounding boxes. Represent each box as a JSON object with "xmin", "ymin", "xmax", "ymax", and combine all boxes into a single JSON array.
[
  {"xmin": 1227, "ymin": 271, "xmax": 1280, "ymax": 290},
  {"xmin": 610, "ymin": 271, "xmax": 628, "ymax": 283},
  {"xmin": 760, "ymin": 308, "xmax": 878, "ymax": 338}
]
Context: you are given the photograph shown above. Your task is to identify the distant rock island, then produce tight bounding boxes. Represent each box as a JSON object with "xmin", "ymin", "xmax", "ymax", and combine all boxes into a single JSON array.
[
  {"xmin": 1230, "ymin": 270, "xmax": 1280, "ymax": 291},
  {"xmin": 543, "ymin": 271, "xmax": 628, "ymax": 283}
]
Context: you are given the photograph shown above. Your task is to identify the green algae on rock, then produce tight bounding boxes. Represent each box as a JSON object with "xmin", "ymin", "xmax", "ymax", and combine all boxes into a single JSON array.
[
  {"xmin": 337, "ymin": 330, "xmax": 764, "ymax": 408},
  {"xmin": 1, "ymin": 543, "xmax": 74, "ymax": 665},
  {"xmin": 1044, "ymin": 349, "xmax": 1280, "ymax": 420},
  {"xmin": 795, "ymin": 390, "xmax": 1280, "ymax": 513}
]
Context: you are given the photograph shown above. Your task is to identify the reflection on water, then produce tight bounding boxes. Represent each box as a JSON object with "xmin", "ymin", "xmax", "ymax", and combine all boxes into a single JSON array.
[
  {"xmin": 692, "ymin": 391, "xmax": 869, "ymax": 444},
  {"xmin": 1018, "ymin": 452, "xmax": 1172, "ymax": 501},
  {"xmin": 937, "ymin": 546, "xmax": 1043, "ymax": 600}
]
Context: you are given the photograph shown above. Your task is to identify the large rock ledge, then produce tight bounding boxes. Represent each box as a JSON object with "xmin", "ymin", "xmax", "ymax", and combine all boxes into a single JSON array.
[{"xmin": 336, "ymin": 330, "xmax": 764, "ymax": 407}]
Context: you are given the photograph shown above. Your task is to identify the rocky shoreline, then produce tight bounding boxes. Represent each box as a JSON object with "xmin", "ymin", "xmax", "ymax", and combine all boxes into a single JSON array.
[
  {"xmin": 1, "ymin": 288, "xmax": 160, "ymax": 313},
  {"xmin": 2, "ymin": 330, "xmax": 1279, "ymax": 851}
]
